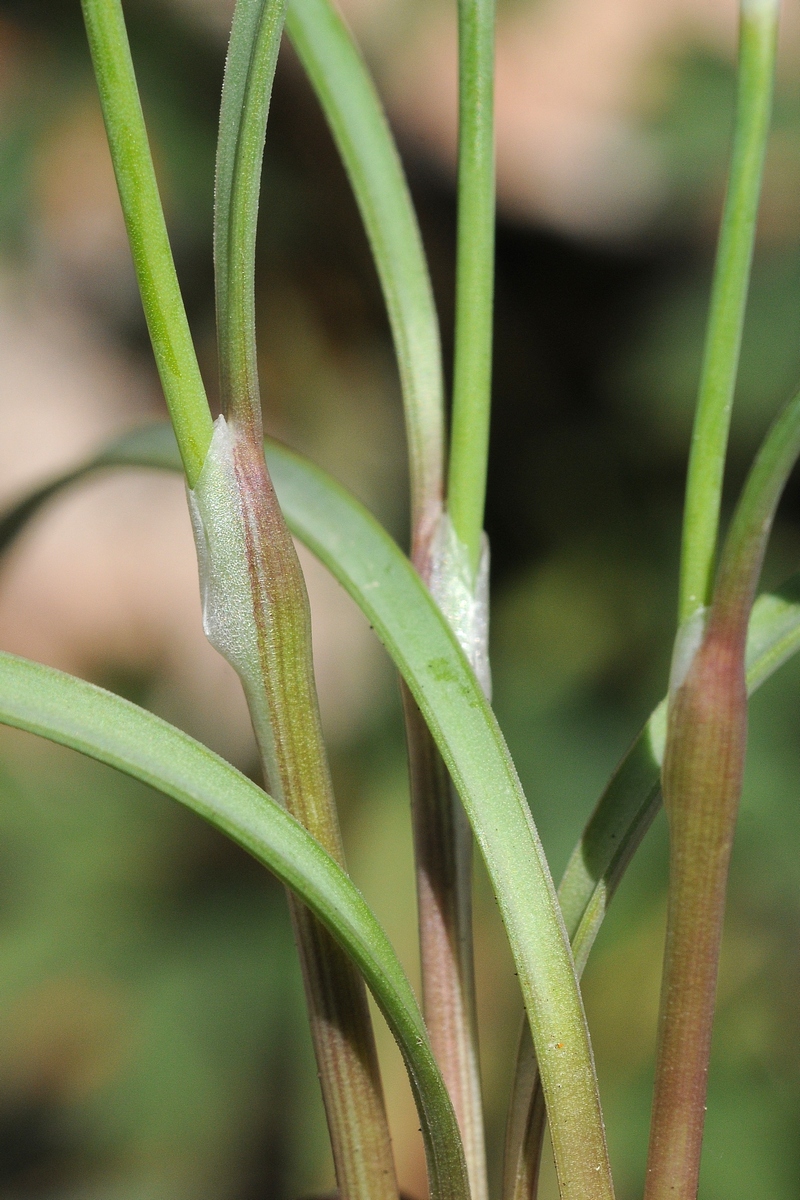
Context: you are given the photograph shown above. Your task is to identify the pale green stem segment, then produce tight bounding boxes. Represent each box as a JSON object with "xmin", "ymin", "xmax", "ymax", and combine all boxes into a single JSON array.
[
  {"xmin": 284, "ymin": 9, "xmax": 481, "ymax": 1173},
  {"xmin": 447, "ymin": 0, "xmax": 496, "ymax": 581},
  {"xmin": 678, "ymin": 0, "xmax": 780, "ymax": 624},
  {"xmin": 646, "ymin": 381, "xmax": 800, "ymax": 1200},
  {"xmin": 287, "ymin": 0, "xmax": 445, "ymax": 555},
  {"xmin": 214, "ymin": 4, "xmax": 399, "ymax": 1193},
  {"xmin": 193, "ymin": 424, "xmax": 400, "ymax": 1200},
  {"xmin": 80, "ymin": 0, "xmax": 213, "ymax": 487},
  {"xmin": 215, "ymin": 0, "xmax": 286, "ymax": 435},
  {"xmin": 0, "ymin": 425, "xmax": 613, "ymax": 1200},
  {"xmin": 411, "ymin": 0, "xmax": 496, "ymax": 1178},
  {"xmin": 0, "ymin": 652, "xmax": 469, "ymax": 1200}
]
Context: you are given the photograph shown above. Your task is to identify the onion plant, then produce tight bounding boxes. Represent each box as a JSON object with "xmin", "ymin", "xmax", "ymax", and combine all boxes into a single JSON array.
[{"xmin": 1, "ymin": 0, "xmax": 798, "ymax": 1196}]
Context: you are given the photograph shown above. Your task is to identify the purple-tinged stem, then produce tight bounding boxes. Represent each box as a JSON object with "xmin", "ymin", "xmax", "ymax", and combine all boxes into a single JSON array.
[
  {"xmin": 211, "ymin": 2, "xmax": 399, "ymax": 1191},
  {"xmin": 402, "ymin": 692, "xmax": 486, "ymax": 1200},
  {"xmin": 189, "ymin": 421, "xmax": 400, "ymax": 1199},
  {"xmin": 403, "ymin": 515, "xmax": 490, "ymax": 1200},
  {"xmin": 645, "ymin": 385, "xmax": 800, "ymax": 1200}
]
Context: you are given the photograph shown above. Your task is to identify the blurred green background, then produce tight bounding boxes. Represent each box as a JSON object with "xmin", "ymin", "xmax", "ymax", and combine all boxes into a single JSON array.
[{"xmin": 0, "ymin": 0, "xmax": 799, "ymax": 1196}]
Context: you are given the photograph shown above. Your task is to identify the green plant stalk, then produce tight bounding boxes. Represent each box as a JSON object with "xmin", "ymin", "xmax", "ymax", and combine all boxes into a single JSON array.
[
  {"xmin": 191, "ymin": 421, "xmax": 398, "ymax": 1200},
  {"xmin": 678, "ymin": 0, "xmax": 780, "ymax": 624},
  {"xmin": 80, "ymin": 0, "xmax": 213, "ymax": 486},
  {"xmin": 401, "ymin": 691, "xmax": 487, "ymax": 1200},
  {"xmin": 0, "ymin": 652, "xmax": 470, "ymax": 1200},
  {"xmin": 286, "ymin": 0, "xmax": 446, "ymax": 558},
  {"xmin": 646, "ymin": 385, "xmax": 800, "ymax": 1200},
  {"xmin": 447, "ymin": 0, "xmax": 496, "ymax": 581},
  {"xmin": 213, "ymin": 3, "xmax": 398, "ymax": 1194},
  {"xmin": 282, "ymin": 11, "xmax": 483, "ymax": 1176},
  {"xmin": 216, "ymin": 0, "xmax": 286, "ymax": 439},
  {"xmin": 403, "ymin": 0, "xmax": 496, "ymax": 1181}
]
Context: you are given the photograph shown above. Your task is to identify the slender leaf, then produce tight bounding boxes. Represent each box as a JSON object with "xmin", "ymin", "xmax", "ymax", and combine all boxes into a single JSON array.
[
  {"xmin": 287, "ymin": 0, "xmax": 445, "ymax": 549},
  {"xmin": 215, "ymin": 0, "xmax": 286, "ymax": 432},
  {"xmin": 0, "ymin": 652, "xmax": 467, "ymax": 1200},
  {"xmin": 679, "ymin": 0, "xmax": 780, "ymax": 622},
  {"xmin": 80, "ymin": 0, "xmax": 213, "ymax": 485}
]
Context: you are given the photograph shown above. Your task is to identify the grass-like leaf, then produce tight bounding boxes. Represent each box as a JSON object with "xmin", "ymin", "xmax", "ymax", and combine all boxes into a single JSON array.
[
  {"xmin": 287, "ymin": 0, "xmax": 445, "ymax": 551},
  {"xmin": 0, "ymin": 652, "xmax": 468, "ymax": 1200},
  {"xmin": 0, "ymin": 425, "xmax": 612, "ymax": 1200},
  {"xmin": 80, "ymin": 0, "xmax": 213, "ymax": 485}
]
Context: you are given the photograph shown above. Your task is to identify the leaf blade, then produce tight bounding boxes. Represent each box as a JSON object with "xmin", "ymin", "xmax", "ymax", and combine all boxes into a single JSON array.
[
  {"xmin": 0, "ymin": 651, "xmax": 467, "ymax": 1200},
  {"xmin": 286, "ymin": 0, "xmax": 445, "ymax": 545}
]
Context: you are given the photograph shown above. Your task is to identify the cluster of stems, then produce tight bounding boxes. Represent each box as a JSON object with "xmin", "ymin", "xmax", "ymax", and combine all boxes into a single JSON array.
[{"xmin": 78, "ymin": 0, "xmax": 800, "ymax": 1196}]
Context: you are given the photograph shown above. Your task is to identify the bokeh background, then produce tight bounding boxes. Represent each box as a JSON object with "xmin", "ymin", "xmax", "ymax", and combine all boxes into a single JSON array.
[{"xmin": 0, "ymin": 0, "xmax": 800, "ymax": 1195}]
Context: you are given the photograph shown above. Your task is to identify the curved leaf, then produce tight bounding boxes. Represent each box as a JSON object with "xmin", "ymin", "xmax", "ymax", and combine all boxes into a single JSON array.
[
  {"xmin": 0, "ymin": 652, "xmax": 467, "ymax": 1200},
  {"xmin": 80, "ymin": 0, "xmax": 213, "ymax": 484},
  {"xmin": 286, "ymin": 0, "xmax": 444, "ymax": 541}
]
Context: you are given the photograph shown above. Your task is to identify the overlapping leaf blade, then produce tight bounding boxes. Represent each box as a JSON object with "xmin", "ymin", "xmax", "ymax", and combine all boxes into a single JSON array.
[{"xmin": 0, "ymin": 651, "xmax": 466, "ymax": 1200}]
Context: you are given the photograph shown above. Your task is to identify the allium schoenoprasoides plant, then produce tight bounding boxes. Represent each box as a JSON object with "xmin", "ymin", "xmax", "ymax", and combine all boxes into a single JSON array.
[{"xmin": 1, "ymin": 0, "xmax": 800, "ymax": 1196}]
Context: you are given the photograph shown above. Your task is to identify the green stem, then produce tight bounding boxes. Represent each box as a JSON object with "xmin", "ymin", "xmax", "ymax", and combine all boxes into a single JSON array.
[
  {"xmin": 678, "ymin": 0, "xmax": 780, "ymax": 624},
  {"xmin": 714, "ymin": 387, "xmax": 800, "ymax": 637},
  {"xmin": 446, "ymin": 0, "xmax": 496, "ymax": 580},
  {"xmin": 410, "ymin": 0, "xmax": 495, "ymax": 1181},
  {"xmin": 213, "ymin": 4, "xmax": 399, "ymax": 1195},
  {"xmin": 646, "ymin": 385, "xmax": 800, "ymax": 1200},
  {"xmin": 80, "ymin": 0, "xmax": 213, "ymax": 487},
  {"xmin": 215, "ymin": 0, "xmax": 286, "ymax": 437}
]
